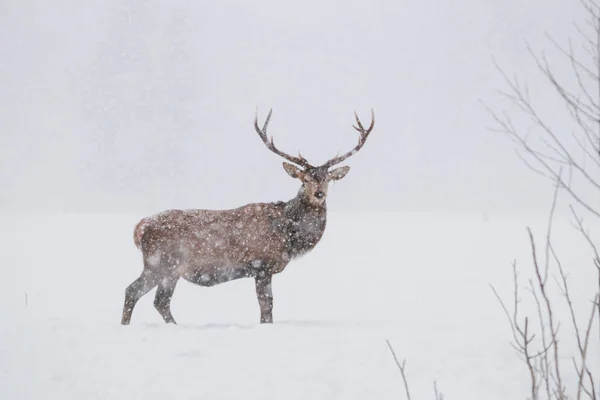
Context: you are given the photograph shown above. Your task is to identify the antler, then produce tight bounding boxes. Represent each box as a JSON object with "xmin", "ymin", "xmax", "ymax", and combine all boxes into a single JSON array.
[
  {"xmin": 321, "ymin": 109, "xmax": 375, "ymax": 168},
  {"xmin": 254, "ymin": 109, "xmax": 312, "ymax": 169}
]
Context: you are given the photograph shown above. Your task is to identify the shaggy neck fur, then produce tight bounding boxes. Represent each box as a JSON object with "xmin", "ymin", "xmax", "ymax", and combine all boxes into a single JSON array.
[{"xmin": 278, "ymin": 186, "xmax": 327, "ymax": 258}]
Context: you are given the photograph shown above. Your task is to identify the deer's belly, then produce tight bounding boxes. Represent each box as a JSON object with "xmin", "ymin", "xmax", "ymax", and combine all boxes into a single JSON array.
[{"xmin": 181, "ymin": 261, "xmax": 269, "ymax": 287}]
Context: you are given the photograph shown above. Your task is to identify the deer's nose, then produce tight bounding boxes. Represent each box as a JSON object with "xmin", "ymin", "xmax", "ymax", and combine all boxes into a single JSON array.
[{"xmin": 314, "ymin": 191, "xmax": 325, "ymax": 199}]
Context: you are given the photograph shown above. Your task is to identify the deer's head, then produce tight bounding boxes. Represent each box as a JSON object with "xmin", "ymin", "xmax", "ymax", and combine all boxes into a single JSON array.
[{"xmin": 254, "ymin": 109, "xmax": 375, "ymax": 207}]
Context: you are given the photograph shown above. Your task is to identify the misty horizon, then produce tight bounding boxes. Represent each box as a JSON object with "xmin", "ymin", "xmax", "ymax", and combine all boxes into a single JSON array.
[{"xmin": 0, "ymin": 0, "xmax": 585, "ymax": 214}]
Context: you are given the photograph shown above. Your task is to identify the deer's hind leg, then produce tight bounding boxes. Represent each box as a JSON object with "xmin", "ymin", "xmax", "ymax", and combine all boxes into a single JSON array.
[
  {"xmin": 153, "ymin": 274, "xmax": 179, "ymax": 324},
  {"xmin": 121, "ymin": 268, "xmax": 159, "ymax": 325}
]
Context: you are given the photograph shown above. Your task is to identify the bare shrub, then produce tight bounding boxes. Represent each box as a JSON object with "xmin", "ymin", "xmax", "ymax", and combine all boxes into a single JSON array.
[
  {"xmin": 485, "ymin": 1, "xmax": 600, "ymax": 399},
  {"xmin": 386, "ymin": 339, "xmax": 445, "ymax": 400}
]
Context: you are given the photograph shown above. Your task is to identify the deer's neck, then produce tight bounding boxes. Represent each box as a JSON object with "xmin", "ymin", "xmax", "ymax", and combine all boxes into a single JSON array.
[{"xmin": 281, "ymin": 187, "xmax": 327, "ymax": 258}]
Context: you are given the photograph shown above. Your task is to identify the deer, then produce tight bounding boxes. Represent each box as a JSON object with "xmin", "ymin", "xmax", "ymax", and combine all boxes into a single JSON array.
[{"xmin": 120, "ymin": 109, "xmax": 375, "ymax": 325}]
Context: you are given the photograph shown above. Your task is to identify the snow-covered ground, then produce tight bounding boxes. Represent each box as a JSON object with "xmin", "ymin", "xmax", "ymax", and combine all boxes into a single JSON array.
[{"xmin": 1, "ymin": 211, "xmax": 598, "ymax": 399}]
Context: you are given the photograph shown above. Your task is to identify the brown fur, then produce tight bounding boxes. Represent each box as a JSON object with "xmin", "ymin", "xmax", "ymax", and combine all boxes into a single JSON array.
[
  {"xmin": 140, "ymin": 203, "xmax": 292, "ymax": 279},
  {"xmin": 133, "ymin": 219, "xmax": 146, "ymax": 250}
]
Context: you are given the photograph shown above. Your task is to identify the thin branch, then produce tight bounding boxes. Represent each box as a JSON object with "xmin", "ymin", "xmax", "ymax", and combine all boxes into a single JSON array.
[
  {"xmin": 574, "ymin": 21, "xmax": 597, "ymax": 49},
  {"xmin": 491, "ymin": 263, "xmax": 545, "ymax": 399},
  {"xmin": 544, "ymin": 174, "xmax": 562, "ymax": 284},
  {"xmin": 434, "ymin": 380, "xmax": 444, "ymax": 400},
  {"xmin": 528, "ymin": 228, "xmax": 567, "ymax": 399},
  {"xmin": 529, "ymin": 278, "xmax": 554, "ymax": 399},
  {"xmin": 579, "ymin": 0, "xmax": 600, "ymax": 27},
  {"xmin": 515, "ymin": 148, "xmax": 554, "ymax": 179},
  {"xmin": 585, "ymin": 367, "xmax": 597, "ymax": 400},
  {"xmin": 552, "ymin": 244, "xmax": 599, "ymax": 400},
  {"xmin": 577, "ymin": 294, "xmax": 598, "ymax": 400},
  {"xmin": 569, "ymin": 124, "xmax": 600, "ymax": 171},
  {"xmin": 521, "ymin": 47, "xmax": 600, "ymax": 192},
  {"xmin": 481, "ymin": 97, "xmax": 600, "ymax": 219},
  {"xmin": 545, "ymin": 32, "xmax": 600, "ymax": 81},
  {"xmin": 568, "ymin": 38, "xmax": 600, "ymax": 111},
  {"xmin": 570, "ymin": 206, "xmax": 600, "ymax": 260},
  {"xmin": 595, "ymin": 258, "xmax": 600, "ymax": 343},
  {"xmin": 385, "ymin": 340, "xmax": 411, "ymax": 400}
]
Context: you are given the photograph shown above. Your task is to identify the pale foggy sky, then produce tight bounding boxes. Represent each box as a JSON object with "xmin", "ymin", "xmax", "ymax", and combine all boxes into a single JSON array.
[{"xmin": 0, "ymin": 0, "xmax": 587, "ymax": 214}]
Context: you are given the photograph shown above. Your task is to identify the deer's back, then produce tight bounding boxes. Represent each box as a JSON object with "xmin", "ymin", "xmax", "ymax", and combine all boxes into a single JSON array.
[{"xmin": 136, "ymin": 203, "xmax": 290, "ymax": 274}]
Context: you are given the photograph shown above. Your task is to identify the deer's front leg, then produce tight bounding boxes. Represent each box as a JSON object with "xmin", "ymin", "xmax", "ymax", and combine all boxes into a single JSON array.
[{"xmin": 255, "ymin": 274, "xmax": 273, "ymax": 323}]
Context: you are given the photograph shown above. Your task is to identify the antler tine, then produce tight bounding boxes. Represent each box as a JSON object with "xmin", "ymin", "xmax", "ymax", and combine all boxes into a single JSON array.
[
  {"xmin": 352, "ymin": 111, "xmax": 365, "ymax": 132},
  {"xmin": 254, "ymin": 109, "xmax": 311, "ymax": 168},
  {"xmin": 353, "ymin": 108, "xmax": 375, "ymax": 136},
  {"xmin": 262, "ymin": 108, "xmax": 273, "ymax": 134},
  {"xmin": 322, "ymin": 109, "xmax": 375, "ymax": 169}
]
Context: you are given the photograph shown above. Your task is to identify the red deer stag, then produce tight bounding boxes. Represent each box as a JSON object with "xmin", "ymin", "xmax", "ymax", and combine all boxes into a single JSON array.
[{"xmin": 121, "ymin": 109, "xmax": 375, "ymax": 325}]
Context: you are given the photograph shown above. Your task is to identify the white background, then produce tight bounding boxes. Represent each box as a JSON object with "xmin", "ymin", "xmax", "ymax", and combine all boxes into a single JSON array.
[{"xmin": 0, "ymin": 0, "xmax": 582, "ymax": 214}]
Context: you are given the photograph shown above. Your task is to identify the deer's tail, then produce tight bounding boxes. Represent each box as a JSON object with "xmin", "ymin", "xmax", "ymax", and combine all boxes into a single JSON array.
[{"xmin": 133, "ymin": 218, "xmax": 149, "ymax": 250}]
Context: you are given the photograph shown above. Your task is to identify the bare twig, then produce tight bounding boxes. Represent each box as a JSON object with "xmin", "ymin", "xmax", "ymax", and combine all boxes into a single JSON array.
[
  {"xmin": 434, "ymin": 380, "xmax": 444, "ymax": 400},
  {"xmin": 482, "ymin": 98, "xmax": 600, "ymax": 219},
  {"xmin": 544, "ymin": 172, "xmax": 562, "ymax": 284},
  {"xmin": 578, "ymin": 294, "xmax": 598, "ymax": 400},
  {"xmin": 491, "ymin": 262, "xmax": 547, "ymax": 400},
  {"xmin": 528, "ymin": 228, "xmax": 567, "ymax": 399},
  {"xmin": 570, "ymin": 206, "xmax": 600, "ymax": 260},
  {"xmin": 386, "ymin": 340, "xmax": 411, "ymax": 400},
  {"xmin": 529, "ymin": 278, "xmax": 554, "ymax": 398},
  {"xmin": 553, "ymin": 244, "xmax": 599, "ymax": 400},
  {"xmin": 596, "ymin": 258, "xmax": 600, "ymax": 342}
]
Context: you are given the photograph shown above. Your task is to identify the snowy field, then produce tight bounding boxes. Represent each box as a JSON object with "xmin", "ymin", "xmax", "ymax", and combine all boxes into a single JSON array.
[
  {"xmin": 0, "ymin": 210, "xmax": 598, "ymax": 399},
  {"xmin": 2, "ymin": 0, "xmax": 598, "ymax": 398}
]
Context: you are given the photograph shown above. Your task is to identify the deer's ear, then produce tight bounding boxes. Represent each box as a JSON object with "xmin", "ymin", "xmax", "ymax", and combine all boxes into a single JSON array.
[
  {"xmin": 282, "ymin": 162, "xmax": 304, "ymax": 179},
  {"xmin": 328, "ymin": 166, "xmax": 350, "ymax": 181}
]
